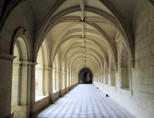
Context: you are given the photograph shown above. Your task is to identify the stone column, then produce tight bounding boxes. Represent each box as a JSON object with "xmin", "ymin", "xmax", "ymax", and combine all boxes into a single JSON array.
[
  {"xmin": 43, "ymin": 66, "xmax": 51, "ymax": 96},
  {"xmin": 59, "ymin": 69, "xmax": 62, "ymax": 90},
  {"xmin": 105, "ymin": 69, "xmax": 108, "ymax": 84},
  {"xmin": 29, "ymin": 62, "xmax": 37, "ymax": 114},
  {"xmin": 108, "ymin": 69, "xmax": 112, "ymax": 86},
  {"xmin": 0, "ymin": 53, "xmax": 14, "ymax": 117},
  {"xmin": 58, "ymin": 69, "xmax": 62, "ymax": 96},
  {"xmin": 15, "ymin": 61, "xmax": 35, "ymax": 118},
  {"xmin": 72, "ymin": 72, "xmax": 74, "ymax": 85},
  {"xmin": 49, "ymin": 68, "xmax": 52, "ymax": 95},
  {"xmin": 62, "ymin": 70, "xmax": 65, "ymax": 89},
  {"xmin": 71, "ymin": 72, "xmax": 73, "ymax": 86},
  {"xmin": 12, "ymin": 61, "xmax": 20, "ymax": 105},
  {"xmin": 26, "ymin": 61, "xmax": 36, "ymax": 117},
  {"xmin": 69, "ymin": 71, "xmax": 71, "ymax": 87},
  {"xmin": 55, "ymin": 70, "xmax": 58, "ymax": 91},
  {"xmin": 64, "ymin": 71, "xmax": 67, "ymax": 91},
  {"xmin": 19, "ymin": 61, "xmax": 33, "ymax": 105},
  {"xmin": 51, "ymin": 68, "xmax": 56, "ymax": 93},
  {"xmin": 67, "ymin": 70, "xmax": 70, "ymax": 90},
  {"xmin": 66, "ymin": 71, "xmax": 68, "ymax": 88}
]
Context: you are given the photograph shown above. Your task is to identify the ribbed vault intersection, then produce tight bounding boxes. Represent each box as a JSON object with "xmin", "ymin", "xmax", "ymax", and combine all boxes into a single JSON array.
[{"xmin": 37, "ymin": 0, "xmax": 131, "ymax": 86}]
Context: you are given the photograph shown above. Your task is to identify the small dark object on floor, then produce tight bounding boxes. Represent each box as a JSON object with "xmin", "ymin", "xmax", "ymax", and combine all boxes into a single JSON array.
[
  {"xmin": 97, "ymin": 87, "xmax": 99, "ymax": 89},
  {"xmin": 106, "ymin": 94, "xmax": 109, "ymax": 97}
]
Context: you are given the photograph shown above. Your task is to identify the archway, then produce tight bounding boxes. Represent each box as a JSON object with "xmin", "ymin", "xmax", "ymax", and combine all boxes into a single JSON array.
[
  {"xmin": 11, "ymin": 36, "xmax": 29, "ymax": 117},
  {"xmin": 35, "ymin": 40, "xmax": 49, "ymax": 101},
  {"xmin": 79, "ymin": 68, "xmax": 93, "ymax": 84}
]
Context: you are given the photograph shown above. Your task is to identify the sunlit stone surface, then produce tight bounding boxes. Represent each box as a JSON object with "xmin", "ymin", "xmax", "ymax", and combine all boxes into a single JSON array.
[{"xmin": 38, "ymin": 85, "xmax": 135, "ymax": 118}]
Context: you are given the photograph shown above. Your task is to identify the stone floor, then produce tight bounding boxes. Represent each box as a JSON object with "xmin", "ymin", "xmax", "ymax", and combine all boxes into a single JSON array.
[{"xmin": 37, "ymin": 84, "xmax": 135, "ymax": 118}]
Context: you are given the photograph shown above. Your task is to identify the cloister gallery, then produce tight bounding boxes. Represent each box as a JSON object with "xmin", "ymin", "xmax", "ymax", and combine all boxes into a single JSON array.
[{"xmin": 0, "ymin": 0, "xmax": 154, "ymax": 118}]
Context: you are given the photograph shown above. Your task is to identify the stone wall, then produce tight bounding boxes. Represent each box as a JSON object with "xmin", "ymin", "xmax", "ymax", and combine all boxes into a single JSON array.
[
  {"xmin": 94, "ymin": 1, "xmax": 154, "ymax": 118},
  {"xmin": 133, "ymin": 1, "xmax": 154, "ymax": 117},
  {"xmin": 0, "ymin": 2, "xmax": 34, "ymax": 117}
]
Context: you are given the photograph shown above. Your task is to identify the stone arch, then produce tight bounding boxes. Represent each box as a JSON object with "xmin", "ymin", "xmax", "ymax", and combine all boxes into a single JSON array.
[
  {"xmin": 149, "ymin": 0, "xmax": 154, "ymax": 5},
  {"xmin": 51, "ymin": 24, "xmax": 116, "ymax": 67},
  {"xmin": 34, "ymin": 6, "xmax": 133, "ymax": 66},
  {"xmin": 10, "ymin": 28, "xmax": 31, "ymax": 59},
  {"xmin": 11, "ymin": 35, "xmax": 30, "ymax": 117},
  {"xmin": 79, "ymin": 68, "xmax": 93, "ymax": 84},
  {"xmin": 35, "ymin": 39, "xmax": 49, "ymax": 101}
]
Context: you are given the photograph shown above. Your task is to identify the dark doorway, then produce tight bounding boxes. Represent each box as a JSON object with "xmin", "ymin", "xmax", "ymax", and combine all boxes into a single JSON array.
[{"xmin": 79, "ymin": 68, "xmax": 93, "ymax": 84}]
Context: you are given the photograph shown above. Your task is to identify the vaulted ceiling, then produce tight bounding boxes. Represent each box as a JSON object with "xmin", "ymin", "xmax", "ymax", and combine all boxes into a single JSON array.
[
  {"xmin": 36, "ymin": 0, "xmax": 133, "ymax": 74},
  {"xmin": 0, "ymin": 0, "xmax": 138, "ymax": 74}
]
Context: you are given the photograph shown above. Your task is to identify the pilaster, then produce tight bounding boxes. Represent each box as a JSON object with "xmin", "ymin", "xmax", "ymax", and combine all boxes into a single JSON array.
[{"xmin": 0, "ymin": 53, "xmax": 14, "ymax": 117}]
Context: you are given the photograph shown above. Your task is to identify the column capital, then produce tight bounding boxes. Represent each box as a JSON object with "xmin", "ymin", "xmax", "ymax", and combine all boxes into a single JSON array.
[
  {"xmin": 0, "ymin": 52, "xmax": 14, "ymax": 61},
  {"xmin": 44, "ymin": 66, "xmax": 52, "ymax": 70},
  {"xmin": 55, "ymin": 68, "xmax": 65, "ymax": 72},
  {"xmin": 13, "ymin": 60, "xmax": 37, "ymax": 66},
  {"xmin": 51, "ymin": 67, "xmax": 55, "ymax": 71}
]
